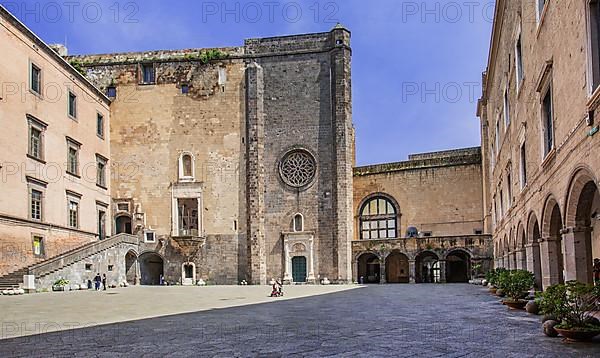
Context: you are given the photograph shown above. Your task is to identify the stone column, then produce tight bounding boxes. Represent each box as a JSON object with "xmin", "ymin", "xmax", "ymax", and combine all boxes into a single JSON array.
[
  {"xmin": 562, "ymin": 226, "xmax": 593, "ymax": 283},
  {"xmin": 515, "ymin": 249, "xmax": 526, "ymax": 270},
  {"xmin": 283, "ymin": 242, "xmax": 291, "ymax": 282},
  {"xmin": 330, "ymin": 26, "xmax": 353, "ymax": 283},
  {"xmin": 438, "ymin": 260, "xmax": 447, "ymax": 283},
  {"xmin": 409, "ymin": 260, "xmax": 416, "ymax": 283},
  {"xmin": 308, "ymin": 239, "xmax": 316, "ymax": 283},
  {"xmin": 379, "ymin": 259, "xmax": 386, "ymax": 284},
  {"xmin": 539, "ymin": 237, "xmax": 562, "ymax": 289},
  {"xmin": 507, "ymin": 253, "xmax": 514, "ymax": 270},
  {"xmin": 245, "ymin": 62, "xmax": 267, "ymax": 285}
]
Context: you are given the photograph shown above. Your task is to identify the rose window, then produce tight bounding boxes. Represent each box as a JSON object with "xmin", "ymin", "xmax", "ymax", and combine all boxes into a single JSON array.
[{"xmin": 279, "ymin": 150, "xmax": 316, "ymax": 188}]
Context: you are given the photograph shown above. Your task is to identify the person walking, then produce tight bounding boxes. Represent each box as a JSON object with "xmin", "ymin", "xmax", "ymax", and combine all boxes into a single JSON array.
[
  {"xmin": 102, "ymin": 274, "xmax": 107, "ymax": 291},
  {"xmin": 94, "ymin": 273, "xmax": 101, "ymax": 291}
]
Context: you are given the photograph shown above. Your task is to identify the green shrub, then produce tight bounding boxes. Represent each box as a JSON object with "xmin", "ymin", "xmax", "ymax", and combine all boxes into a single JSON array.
[
  {"xmin": 536, "ymin": 281, "xmax": 600, "ymax": 330},
  {"xmin": 502, "ymin": 270, "xmax": 535, "ymax": 300},
  {"xmin": 53, "ymin": 278, "xmax": 69, "ymax": 287}
]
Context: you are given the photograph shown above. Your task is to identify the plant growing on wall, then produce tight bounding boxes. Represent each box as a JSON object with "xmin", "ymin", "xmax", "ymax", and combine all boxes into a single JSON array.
[
  {"xmin": 69, "ymin": 60, "xmax": 86, "ymax": 76},
  {"xmin": 53, "ymin": 278, "xmax": 69, "ymax": 287}
]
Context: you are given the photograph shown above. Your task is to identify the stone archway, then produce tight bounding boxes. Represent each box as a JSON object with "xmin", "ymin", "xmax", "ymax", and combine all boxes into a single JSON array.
[
  {"xmin": 385, "ymin": 251, "xmax": 409, "ymax": 283},
  {"xmin": 446, "ymin": 250, "xmax": 470, "ymax": 283},
  {"xmin": 115, "ymin": 214, "xmax": 132, "ymax": 234},
  {"xmin": 357, "ymin": 253, "xmax": 381, "ymax": 284},
  {"xmin": 139, "ymin": 252, "xmax": 164, "ymax": 285},
  {"xmin": 527, "ymin": 213, "xmax": 543, "ymax": 290},
  {"xmin": 182, "ymin": 262, "xmax": 196, "ymax": 286},
  {"xmin": 564, "ymin": 170, "xmax": 600, "ymax": 284},
  {"xmin": 125, "ymin": 250, "xmax": 138, "ymax": 285},
  {"xmin": 415, "ymin": 251, "xmax": 439, "ymax": 283},
  {"xmin": 541, "ymin": 198, "xmax": 565, "ymax": 287}
]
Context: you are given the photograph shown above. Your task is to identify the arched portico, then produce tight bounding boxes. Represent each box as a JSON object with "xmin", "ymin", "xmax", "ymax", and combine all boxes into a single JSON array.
[
  {"xmin": 357, "ymin": 252, "xmax": 381, "ymax": 284},
  {"xmin": 563, "ymin": 169, "xmax": 600, "ymax": 284},
  {"xmin": 139, "ymin": 252, "xmax": 164, "ymax": 285},
  {"xmin": 415, "ymin": 251, "xmax": 440, "ymax": 283},
  {"xmin": 125, "ymin": 250, "xmax": 139, "ymax": 285},
  {"xmin": 541, "ymin": 196, "xmax": 565, "ymax": 288},
  {"xmin": 385, "ymin": 251, "xmax": 410, "ymax": 283},
  {"xmin": 445, "ymin": 249, "xmax": 471, "ymax": 283}
]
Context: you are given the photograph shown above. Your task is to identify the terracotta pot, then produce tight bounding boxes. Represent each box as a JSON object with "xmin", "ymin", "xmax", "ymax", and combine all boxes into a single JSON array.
[
  {"xmin": 489, "ymin": 288, "xmax": 497, "ymax": 294},
  {"xmin": 554, "ymin": 327, "xmax": 600, "ymax": 341},
  {"xmin": 502, "ymin": 299, "xmax": 527, "ymax": 310}
]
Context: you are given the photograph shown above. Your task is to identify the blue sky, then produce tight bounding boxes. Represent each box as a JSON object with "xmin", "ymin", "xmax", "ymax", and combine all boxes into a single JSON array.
[{"xmin": 3, "ymin": 0, "xmax": 494, "ymax": 165}]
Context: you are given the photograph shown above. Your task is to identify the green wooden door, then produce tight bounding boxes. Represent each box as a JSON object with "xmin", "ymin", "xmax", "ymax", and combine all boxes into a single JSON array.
[{"xmin": 292, "ymin": 256, "xmax": 307, "ymax": 283}]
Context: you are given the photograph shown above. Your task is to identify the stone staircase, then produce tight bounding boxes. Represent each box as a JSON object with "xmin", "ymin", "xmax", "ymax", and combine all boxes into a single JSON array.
[{"xmin": 0, "ymin": 233, "xmax": 138, "ymax": 291}]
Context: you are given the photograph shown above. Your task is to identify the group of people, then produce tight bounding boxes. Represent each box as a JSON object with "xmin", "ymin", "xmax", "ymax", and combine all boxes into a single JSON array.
[{"xmin": 89, "ymin": 273, "xmax": 107, "ymax": 291}]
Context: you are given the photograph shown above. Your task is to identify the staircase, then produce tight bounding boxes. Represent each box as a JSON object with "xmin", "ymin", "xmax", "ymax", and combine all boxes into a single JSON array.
[{"xmin": 0, "ymin": 233, "xmax": 138, "ymax": 290}]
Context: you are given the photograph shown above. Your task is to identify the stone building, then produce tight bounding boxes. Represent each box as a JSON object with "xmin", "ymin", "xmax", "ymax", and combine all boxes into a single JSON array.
[
  {"xmin": 477, "ymin": 0, "xmax": 600, "ymax": 290},
  {"xmin": 352, "ymin": 148, "xmax": 492, "ymax": 284},
  {"xmin": 62, "ymin": 27, "xmax": 354, "ymax": 286},
  {"xmin": 0, "ymin": 6, "xmax": 112, "ymax": 279},
  {"xmin": 0, "ymin": 3, "xmax": 492, "ymax": 290}
]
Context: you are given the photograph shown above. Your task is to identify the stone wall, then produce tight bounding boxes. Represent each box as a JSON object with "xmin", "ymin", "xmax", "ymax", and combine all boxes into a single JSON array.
[{"xmin": 353, "ymin": 148, "xmax": 485, "ymax": 239}]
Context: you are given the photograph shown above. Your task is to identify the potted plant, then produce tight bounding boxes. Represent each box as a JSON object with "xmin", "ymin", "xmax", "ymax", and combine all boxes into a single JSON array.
[
  {"xmin": 52, "ymin": 278, "xmax": 70, "ymax": 292},
  {"xmin": 536, "ymin": 281, "xmax": 600, "ymax": 341},
  {"xmin": 485, "ymin": 268, "xmax": 502, "ymax": 294},
  {"xmin": 495, "ymin": 269, "xmax": 510, "ymax": 297},
  {"xmin": 502, "ymin": 270, "xmax": 535, "ymax": 309}
]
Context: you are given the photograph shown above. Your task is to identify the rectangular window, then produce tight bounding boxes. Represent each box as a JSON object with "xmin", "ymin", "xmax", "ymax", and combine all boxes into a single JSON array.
[
  {"xmin": 68, "ymin": 91, "xmax": 77, "ymax": 118},
  {"xmin": 504, "ymin": 87, "xmax": 510, "ymax": 127},
  {"xmin": 98, "ymin": 209, "xmax": 106, "ymax": 240},
  {"xmin": 516, "ymin": 34, "xmax": 524, "ymax": 89},
  {"xmin": 30, "ymin": 63, "xmax": 41, "ymax": 95},
  {"xmin": 141, "ymin": 63, "xmax": 155, "ymax": 84},
  {"xmin": 68, "ymin": 200, "xmax": 79, "ymax": 228},
  {"xmin": 106, "ymin": 86, "xmax": 117, "ymax": 98},
  {"xmin": 537, "ymin": 0, "xmax": 548, "ymax": 22},
  {"xmin": 589, "ymin": 1, "xmax": 600, "ymax": 93},
  {"xmin": 177, "ymin": 198, "xmax": 199, "ymax": 236},
  {"xmin": 66, "ymin": 139, "xmax": 80, "ymax": 176},
  {"xmin": 542, "ymin": 86, "xmax": 554, "ymax": 157},
  {"xmin": 96, "ymin": 155, "xmax": 108, "ymax": 188},
  {"xmin": 29, "ymin": 127, "xmax": 42, "ymax": 159},
  {"xmin": 97, "ymin": 113, "xmax": 104, "ymax": 138},
  {"xmin": 31, "ymin": 189, "xmax": 42, "ymax": 221},
  {"xmin": 507, "ymin": 173, "xmax": 512, "ymax": 207},
  {"xmin": 181, "ymin": 84, "xmax": 189, "ymax": 94},
  {"xmin": 499, "ymin": 189, "xmax": 504, "ymax": 218},
  {"xmin": 32, "ymin": 236, "xmax": 44, "ymax": 257},
  {"xmin": 495, "ymin": 120, "xmax": 500, "ymax": 153},
  {"xmin": 85, "ymin": 263, "xmax": 92, "ymax": 271},
  {"xmin": 145, "ymin": 231, "xmax": 156, "ymax": 243},
  {"xmin": 520, "ymin": 142, "xmax": 527, "ymax": 189}
]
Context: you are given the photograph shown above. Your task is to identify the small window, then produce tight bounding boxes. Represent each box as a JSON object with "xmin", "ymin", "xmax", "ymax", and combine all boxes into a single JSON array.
[
  {"xmin": 179, "ymin": 153, "xmax": 195, "ymax": 181},
  {"xmin": 506, "ymin": 172, "xmax": 513, "ymax": 207},
  {"xmin": 68, "ymin": 200, "xmax": 79, "ymax": 228},
  {"xmin": 85, "ymin": 263, "xmax": 92, "ymax": 271},
  {"xmin": 32, "ymin": 236, "xmax": 44, "ymax": 257},
  {"xmin": 293, "ymin": 214, "xmax": 304, "ymax": 232},
  {"xmin": 106, "ymin": 86, "xmax": 117, "ymax": 98},
  {"xmin": 495, "ymin": 119, "xmax": 500, "ymax": 153},
  {"xmin": 499, "ymin": 189, "xmax": 504, "ymax": 217},
  {"xmin": 31, "ymin": 189, "xmax": 43, "ymax": 221},
  {"xmin": 421, "ymin": 231, "xmax": 433, "ymax": 237},
  {"xmin": 108, "ymin": 265, "xmax": 114, "ymax": 272},
  {"xmin": 68, "ymin": 91, "xmax": 77, "ymax": 118},
  {"xmin": 503, "ymin": 87, "xmax": 510, "ymax": 127},
  {"xmin": 474, "ymin": 229, "xmax": 483, "ymax": 235},
  {"xmin": 96, "ymin": 155, "xmax": 108, "ymax": 188},
  {"xmin": 66, "ymin": 139, "xmax": 80, "ymax": 176},
  {"xmin": 29, "ymin": 127, "xmax": 43, "ymax": 159},
  {"xmin": 542, "ymin": 86, "xmax": 554, "ymax": 157},
  {"xmin": 141, "ymin": 63, "xmax": 155, "ymax": 84},
  {"xmin": 97, "ymin": 113, "xmax": 104, "ymax": 138},
  {"xmin": 182, "ymin": 154, "xmax": 192, "ymax": 177},
  {"xmin": 520, "ymin": 142, "xmax": 527, "ymax": 188},
  {"xmin": 515, "ymin": 33, "xmax": 524, "ymax": 89},
  {"xmin": 145, "ymin": 231, "xmax": 156, "ymax": 243},
  {"xmin": 181, "ymin": 84, "xmax": 189, "ymax": 94},
  {"xmin": 589, "ymin": 1, "xmax": 600, "ymax": 93},
  {"xmin": 30, "ymin": 63, "xmax": 41, "ymax": 95}
]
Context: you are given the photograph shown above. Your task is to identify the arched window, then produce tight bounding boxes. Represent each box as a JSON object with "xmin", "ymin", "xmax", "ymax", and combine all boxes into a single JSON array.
[
  {"xmin": 178, "ymin": 152, "xmax": 195, "ymax": 181},
  {"xmin": 293, "ymin": 213, "xmax": 303, "ymax": 232},
  {"xmin": 359, "ymin": 196, "xmax": 397, "ymax": 240}
]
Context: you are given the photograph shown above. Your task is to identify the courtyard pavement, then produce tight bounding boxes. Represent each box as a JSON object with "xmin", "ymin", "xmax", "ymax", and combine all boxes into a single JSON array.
[{"xmin": 0, "ymin": 284, "xmax": 599, "ymax": 357}]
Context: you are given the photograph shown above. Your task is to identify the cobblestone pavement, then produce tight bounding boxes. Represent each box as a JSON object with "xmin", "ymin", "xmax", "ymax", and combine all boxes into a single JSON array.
[{"xmin": 1, "ymin": 284, "xmax": 599, "ymax": 357}]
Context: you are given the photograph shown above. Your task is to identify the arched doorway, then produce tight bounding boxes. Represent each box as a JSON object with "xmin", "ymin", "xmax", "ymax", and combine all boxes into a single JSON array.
[
  {"xmin": 139, "ymin": 252, "xmax": 164, "ymax": 285},
  {"xmin": 564, "ymin": 171, "xmax": 600, "ymax": 284},
  {"xmin": 357, "ymin": 253, "xmax": 381, "ymax": 283},
  {"xmin": 125, "ymin": 250, "xmax": 138, "ymax": 285},
  {"xmin": 385, "ymin": 251, "xmax": 409, "ymax": 283},
  {"xmin": 446, "ymin": 250, "xmax": 470, "ymax": 283},
  {"xmin": 416, "ymin": 251, "xmax": 439, "ymax": 283},
  {"xmin": 182, "ymin": 262, "xmax": 196, "ymax": 285},
  {"xmin": 115, "ymin": 215, "xmax": 132, "ymax": 234},
  {"xmin": 292, "ymin": 256, "xmax": 307, "ymax": 283},
  {"xmin": 542, "ymin": 198, "xmax": 565, "ymax": 286}
]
